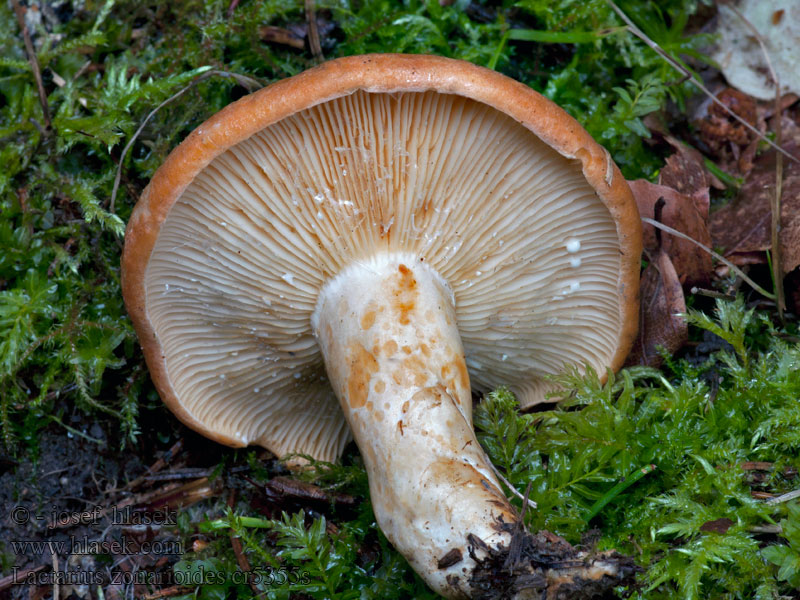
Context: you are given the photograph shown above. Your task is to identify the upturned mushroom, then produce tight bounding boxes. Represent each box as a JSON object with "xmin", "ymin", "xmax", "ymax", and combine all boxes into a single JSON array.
[{"xmin": 122, "ymin": 54, "xmax": 642, "ymax": 598}]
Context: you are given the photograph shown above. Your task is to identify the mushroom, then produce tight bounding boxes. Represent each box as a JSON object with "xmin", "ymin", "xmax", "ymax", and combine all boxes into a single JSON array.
[{"xmin": 122, "ymin": 54, "xmax": 642, "ymax": 598}]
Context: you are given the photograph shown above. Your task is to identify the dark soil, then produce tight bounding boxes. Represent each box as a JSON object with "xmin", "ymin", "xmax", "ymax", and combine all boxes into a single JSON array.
[
  {"xmin": 467, "ymin": 524, "xmax": 640, "ymax": 600},
  {"xmin": 0, "ymin": 413, "xmax": 235, "ymax": 600}
]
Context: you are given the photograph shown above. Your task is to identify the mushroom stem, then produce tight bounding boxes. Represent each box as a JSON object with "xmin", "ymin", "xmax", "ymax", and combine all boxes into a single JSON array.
[
  {"xmin": 312, "ymin": 254, "xmax": 637, "ymax": 598},
  {"xmin": 313, "ymin": 254, "xmax": 515, "ymax": 596}
]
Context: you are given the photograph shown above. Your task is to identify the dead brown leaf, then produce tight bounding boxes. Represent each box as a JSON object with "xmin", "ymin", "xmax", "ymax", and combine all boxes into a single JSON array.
[
  {"xmin": 629, "ymin": 179, "xmax": 713, "ymax": 287},
  {"xmin": 659, "ymin": 136, "xmax": 719, "ymax": 198},
  {"xmin": 258, "ymin": 25, "xmax": 305, "ymax": 49},
  {"xmin": 696, "ymin": 88, "xmax": 759, "ymax": 150},
  {"xmin": 625, "ymin": 246, "xmax": 688, "ymax": 368},
  {"xmin": 699, "ymin": 517, "xmax": 734, "ymax": 534},
  {"xmin": 693, "ymin": 87, "xmax": 767, "ymax": 177},
  {"xmin": 709, "ymin": 115, "xmax": 800, "ymax": 273}
]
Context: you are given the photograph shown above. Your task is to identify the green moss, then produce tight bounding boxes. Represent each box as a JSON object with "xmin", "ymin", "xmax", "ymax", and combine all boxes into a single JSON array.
[{"xmin": 474, "ymin": 299, "xmax": 800, "ymax": 599}]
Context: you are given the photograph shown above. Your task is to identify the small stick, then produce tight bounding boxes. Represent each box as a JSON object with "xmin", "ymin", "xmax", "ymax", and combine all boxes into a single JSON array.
[
  {"xmin": 305, "ymin": 0, "xmax": 324, "ymax": 61},
  {"xmin": 772, "ymin": 99, "xmax": 786, "ymax": 322},
  {"xmin": 641, "ymin": 217, "xmax": 776, "ymax": 300},
  {"xmin": 766, "ymin": 489, "xmax": 800, "ymax": 506},
  {"xmin": 127, "ymin": 439, "xmax": 184, "ymax": 490},
  {"xmin": 143, "ymin": 467, "xmax": 215, "ymax": 481},
  {"xmin": 141, "ymin": 586, "xmax": 193, "ymax": 600},
  {"xmin": 749, "ymin": 524, "xmax": 782, "ymax": 534},
  {"xmin": 11, "ymin": 0, "xmax": 51, "ymax": 130},
  {"xmin": 227, "ymin": 490, "xmax": 263, "ymax": 596},
  {"xmin": 0, "ymin": 565, "xmax": 47, "ymax": 592},
  {"xmin": 520, "ymin": 481, "xmax": 534, "ymax": 520},
  {"xmin": 110, "ymin": 69, "xmax": 262, "ymax": 213},
  {"xmin": 690, "ymin": 287, "xmax": 736, "ymax": 301},
  {"xmin": 50, "ymin": 543, "xmax": 60, "ymax": 600},
  {"xmin": 490, "ymin": 465, "xmax": 537, "ymax": 510},
  {"xmin": 773, "ymin": 332, "xmax": 800, "ymax": 344}
]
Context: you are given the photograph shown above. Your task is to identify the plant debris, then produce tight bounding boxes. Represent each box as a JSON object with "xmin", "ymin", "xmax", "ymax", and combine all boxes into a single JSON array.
[
  {"xmin": 712, "ymin": 0, "xmax": 800, "ymax": 100},
  {"xmin": 629, "ymin": 179, "xmax": 712, "ymax": 288},
  {"xmin": 625, "ymin": 197, "xmax": 688, "ymax": 368},
  {"xmin": 709, "ymin": 112, "xmax": 800, "ymax": 273},
  {"xmin": 467, "ymin": 525, "xmax": 640, "ymax": 600}
]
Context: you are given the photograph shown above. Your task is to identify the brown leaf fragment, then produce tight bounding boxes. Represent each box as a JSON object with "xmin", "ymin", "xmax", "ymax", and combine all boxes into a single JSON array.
[
  {"xmin": 699, "ymin": 518, "xmax": 733, "ymax": 534},
  {"xmin": 660, "ymin": 136, "xmax": 716, "ymax": 201},
  {"xmin": 626, "ymin": 247, "xmax": 688, "ymax": 368},
  {"xmin": 437, "ymin": 547, "xmax": 463, "ymax": 569},
  {"xmin": 629, "ymin": 179, "xmax": 713, "ymax": 287},
  {"xmin": 696, "ymin": 88, "xmax": 758, "ymax": 149},
  {"xmin": 741, "ymin": 461, "xmax": 774, "ymax": 471},
  {"xmin": 710, "ymin": 116, "xmax": 800, "ymax": 273},
  {"xmin": 265, "ymin": 475, "xmax": 356, "ymax": 506},
  {"xmin": 258, "ymin": 25, "xmax": 305, "ymax": 49},
  {"xmin": 693, "ymin": 87, "xmax": 765, "ymax": 177}
]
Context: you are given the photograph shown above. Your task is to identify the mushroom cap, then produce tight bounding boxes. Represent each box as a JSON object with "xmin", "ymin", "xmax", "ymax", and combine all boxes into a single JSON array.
[{"xmin": 122, "ymin": 54, "xmax": 642, "ymax": 462}]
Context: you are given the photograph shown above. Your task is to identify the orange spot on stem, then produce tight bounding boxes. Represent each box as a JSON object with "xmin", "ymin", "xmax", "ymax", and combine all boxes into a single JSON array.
[
  {"xmin": 346, "ymin": 342, "xmax": 379, "ymax": 409},
  {"xmin": 394, "ymin": 264, "xmax": 417, "ymax": 326},
  {"xmin": 383, "ymin": 339, "xmax": 398, "ymax": 356},
  {"xmin": 361, "ymin": 309, "xmax": 376, "ymax": 330}
]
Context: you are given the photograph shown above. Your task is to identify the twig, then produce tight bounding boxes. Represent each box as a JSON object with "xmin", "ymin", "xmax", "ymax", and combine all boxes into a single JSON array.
[
  {"xmin": 0, "ymin": 565, "xmax": 47, "ymax": 592},
  {"xmin": 519, "ymin": 482, "xmax": 534, "ymax": 521},
  {"xmin": 109, "ymin": 69, "xmax": 262, "ymax": 213},
  {"xmin": 144, "ymin": 465, "xmax": 250, "ymax": 482},
  {"xmin": 143, "ymin": 468, "xmax": 213, "ymax": 481},
  {"xmin": 141, "ymin": 586, "xmax": 193, "ymax": 600},
  {"xmin": 305, "ymin": 0, "xmax": 324, "ymax": 61},
  {"xmin": 772, "ymin": 100, "xmax": 786, "ymax": 321},
  {"xmin": 641, "ymin": 217, "xmax": 776, "ymax": 300},
  {"xmin": 690, "ymin": 287, "xmax": 736, "ymax": 301},
  {"xmin": 11, "ymin": 0, "xmax": 51, "ymax": 131},
  {"xmin": 749, "ymin": 524, "xmax": 782, "ymax": 534},
  {"xmin": 604, "ymin": 0, "xmax": 798, "ymax": 165},
  {"xmin": 773, "ymin": 331, "xmax": 800, "ymax": 344},
  {"xmin": 490, "ymin": 465, "xmax": 537, "ymax": 510},
  {"xmin": 723, "ymin": 0, "xmax": 786, "ymax": 321},
  {"xmin": 766, "ymin": 489, "xmax": 800, "ymax": 506},
  {"xmin": 50, "ymin": 543, "xmax": 60, "ymax": 600},
  {"xmin": 141, "ymin": 477, "xmax": 218, "ymax": 511},
  {"xmin": 227, "ymin": 490, "xmax": 263, "ymax": 597}
]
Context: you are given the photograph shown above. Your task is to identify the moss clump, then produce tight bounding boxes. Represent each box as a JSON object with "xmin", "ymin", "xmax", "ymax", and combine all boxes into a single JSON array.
[{"xmin": 476, "ymin": 299, "xmax": 800, "ymax": 599}]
